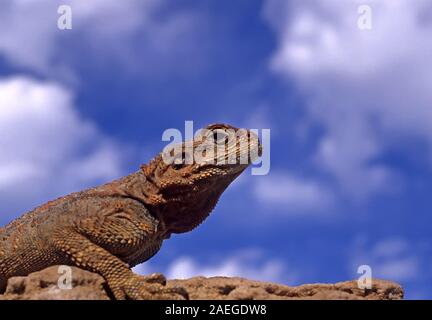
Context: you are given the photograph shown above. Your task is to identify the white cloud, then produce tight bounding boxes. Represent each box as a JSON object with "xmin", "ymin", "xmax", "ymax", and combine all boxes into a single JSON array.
[
  {"xmin": 242, "ymin": 105, "xmax": 274, "ymax": 132},
  {"xmin": 266, "ymin": 0, "xmax": 432, "ymax": 78},
  {"xmin": 264, "ymin": 0, "xmax": 432, "ymax": 199},
  {"xmin": 0, "ymin": 76, "xmax": 124, "ymax": 216},
  {"xmin": 167, "ymin": 252, "xmax": 290, "ymax": 283},
  {"xmin": 0, "ymin": 0, "xmax": 203, "ymax": 79},
  {"xmin": 135, "ymin": 249, "xmax": 295, "ymax": 284},
  {"xmin": 254, "ymin": 172, "xmax": 334, "ymax": 211},
  {"xmin": 350, "ymin": 237, "xmax": 421, "ymax": 282},
  {"xmin": 374, "ymin": 257, "xmax": 419, "ymax": 281},
  {"xmin": 372, "ymin": 238, "xmax": 410, "ymax": 258}
]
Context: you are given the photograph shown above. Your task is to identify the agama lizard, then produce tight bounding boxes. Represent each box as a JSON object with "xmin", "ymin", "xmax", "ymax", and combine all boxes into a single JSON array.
[{"xmin": 0, "ymin": 124, "xmax": 261, "ymax": 299}]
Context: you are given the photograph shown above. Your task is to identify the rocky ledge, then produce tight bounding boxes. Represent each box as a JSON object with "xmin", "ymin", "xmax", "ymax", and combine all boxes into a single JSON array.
[{"xmin": 0, "ymin": 266, "xmax": 403, "ymax": 300}]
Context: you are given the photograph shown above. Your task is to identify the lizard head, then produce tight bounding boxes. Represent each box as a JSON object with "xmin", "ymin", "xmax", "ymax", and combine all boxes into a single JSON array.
[{"xmin": 141, "ymin": 123, "xmax": 262, "ymax": 234}]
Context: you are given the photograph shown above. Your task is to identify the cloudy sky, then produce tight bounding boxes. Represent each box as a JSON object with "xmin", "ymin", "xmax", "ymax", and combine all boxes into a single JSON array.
[{"xmin": 0, "ymin": 0, "xmax": 431, "ymax": 299}]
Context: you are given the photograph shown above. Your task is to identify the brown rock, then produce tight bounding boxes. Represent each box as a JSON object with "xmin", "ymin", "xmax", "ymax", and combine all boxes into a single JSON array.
[
  {"xmin": 0, "ymin": 266, "xmax": 403, "ymax": 300},
  {"xmin": 168, "ymin": 277, "xmax": 403, "ymax": 300},
  {"xmin": 0, "ymin": 266, "xmax": 109, "ymax": 300}
]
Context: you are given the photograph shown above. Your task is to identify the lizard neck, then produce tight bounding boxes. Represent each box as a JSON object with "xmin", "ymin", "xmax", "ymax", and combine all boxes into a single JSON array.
[
  {"xmin": 154, "ymin": 189, "xmax": 219, "ymax": 234},
  {"xmin": 122, "ymin": 171, "xmax": 227, "ymax": 234},
  {"xmin": 116, "ymin": 170, "xmax": 166, "ymax": 210},
  {"xmin": 105, "ymin": 170, "xmax": 172, "ymax": 237}
]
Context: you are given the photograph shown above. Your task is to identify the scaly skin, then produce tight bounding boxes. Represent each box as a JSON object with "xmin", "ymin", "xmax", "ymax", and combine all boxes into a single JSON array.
[{"xmin": 0, "ymin": 124, "xmax": 261, "ymax": 299}]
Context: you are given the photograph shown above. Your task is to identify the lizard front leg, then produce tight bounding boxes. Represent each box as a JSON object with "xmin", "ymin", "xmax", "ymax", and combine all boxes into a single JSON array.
[{"xmin": 51, "ymin": 229, "xmax": 185, "ymax": 299}]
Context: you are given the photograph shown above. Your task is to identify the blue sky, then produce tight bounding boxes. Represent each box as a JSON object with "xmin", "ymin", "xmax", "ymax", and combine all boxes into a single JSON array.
[{"xmin": 0, "ymin": 0, "xmax": 431, "ymax": 299}]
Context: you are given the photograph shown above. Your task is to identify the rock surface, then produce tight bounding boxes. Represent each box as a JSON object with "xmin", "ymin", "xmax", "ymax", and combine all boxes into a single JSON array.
[{"xmin": 0, "ymin": 266, "xmax": 403, "ymax": 300}]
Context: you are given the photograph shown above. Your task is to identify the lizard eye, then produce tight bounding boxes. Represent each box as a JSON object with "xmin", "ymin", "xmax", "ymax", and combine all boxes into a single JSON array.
[{"xmin": 209, "ymin": 129, "xmax": 229, "ymax": 144}]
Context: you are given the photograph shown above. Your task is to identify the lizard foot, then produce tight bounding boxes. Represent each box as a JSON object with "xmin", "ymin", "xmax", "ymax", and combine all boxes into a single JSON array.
[{"xmin": 110, "ymin": 273, "xmax": 189, "ymax": 300}]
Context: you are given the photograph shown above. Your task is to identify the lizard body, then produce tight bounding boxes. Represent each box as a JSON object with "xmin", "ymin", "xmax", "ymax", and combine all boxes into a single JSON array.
[{"xmin": 0, "ymin": 124, "xmax": 261, "ymax": 299}]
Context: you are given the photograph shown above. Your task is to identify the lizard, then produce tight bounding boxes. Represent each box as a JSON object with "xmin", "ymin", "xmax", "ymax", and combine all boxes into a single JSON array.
[{"xmin": 0, "ymin": 123, "xmax": 261, "ymax": 299}]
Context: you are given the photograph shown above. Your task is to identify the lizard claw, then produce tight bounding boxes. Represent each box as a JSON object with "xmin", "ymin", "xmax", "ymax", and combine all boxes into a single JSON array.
[{"xmin": 111, "ymin": 274, "xmax": 188, "ymax": 300}]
